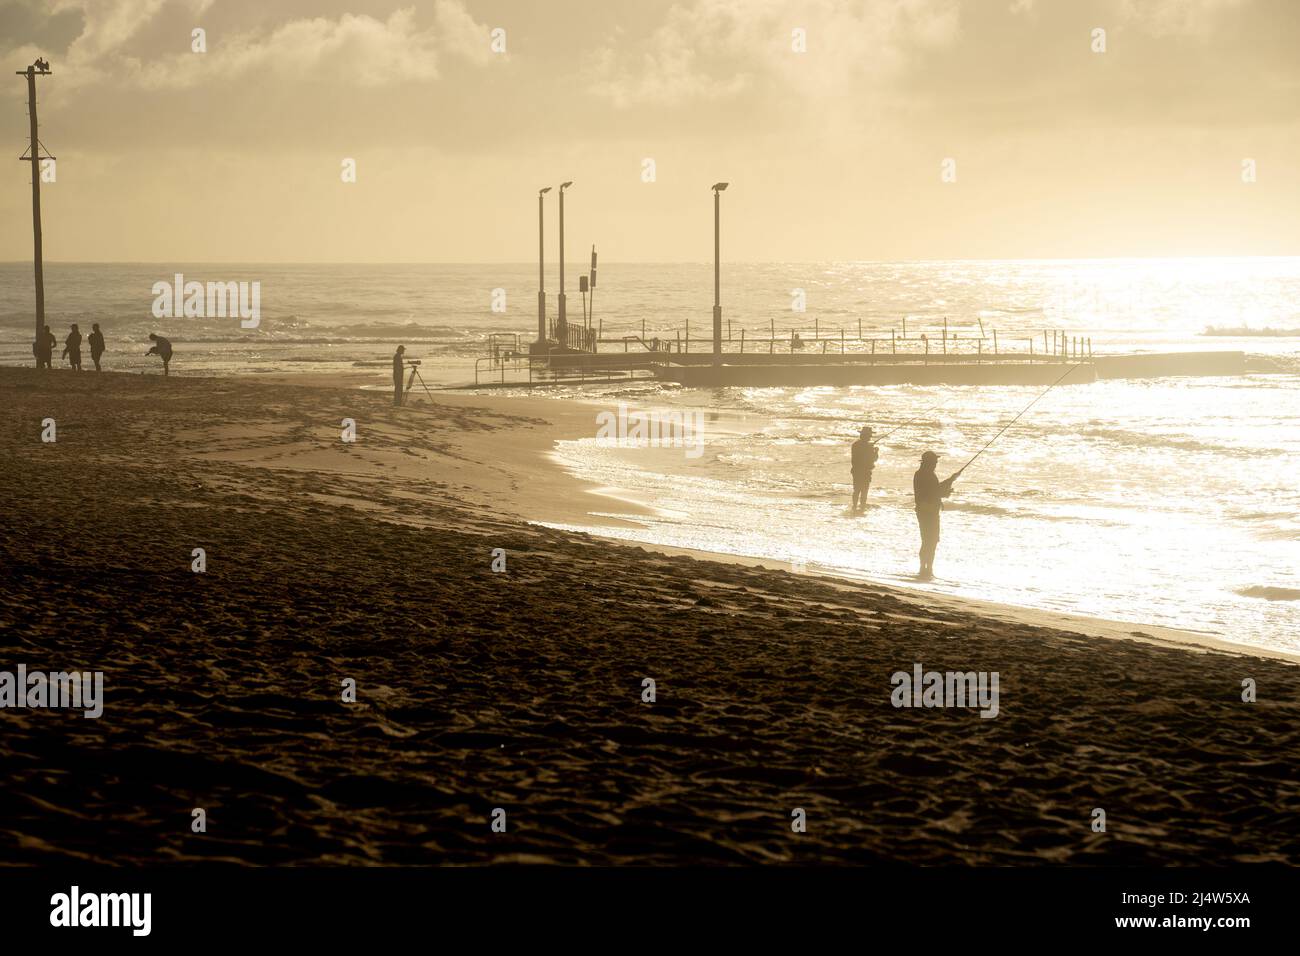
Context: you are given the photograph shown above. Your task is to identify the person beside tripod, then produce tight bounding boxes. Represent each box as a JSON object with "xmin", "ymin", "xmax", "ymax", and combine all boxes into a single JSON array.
[
  {"xmin": 392, "ymin": 345, "xmax": 436, "ymax": 407},
  {"xmin": 393, "ymin": 345, "xmax": 406, "ymax": 405}
]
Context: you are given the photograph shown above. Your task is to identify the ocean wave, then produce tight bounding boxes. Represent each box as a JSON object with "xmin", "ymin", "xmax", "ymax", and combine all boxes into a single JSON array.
[
  {"xmin": 1236, "ymin": 586, "xmax": 1300, "ymax": 601},
  {"xmin": 1076, "ymin": 427, "xmax": 1282, "ymax": 457}
]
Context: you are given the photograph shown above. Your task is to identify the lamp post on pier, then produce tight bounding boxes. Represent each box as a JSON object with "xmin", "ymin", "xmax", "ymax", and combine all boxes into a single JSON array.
[
  {"xmin": 711, "ymin": 182, "xmax": 729, "ymax": 366},
  {"xmin": 536, "ymin": 186, "xmax": 552, "ymax": 349},
  {"xmin": 558, "ymin": 182, "xmax": 573, "ymax": 334}
]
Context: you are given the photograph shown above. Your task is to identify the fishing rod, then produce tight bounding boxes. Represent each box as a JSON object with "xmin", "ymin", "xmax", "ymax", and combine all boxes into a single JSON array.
[{"xmin": 954, "ymin": 360, "xmax": 1086, "ymax": 477}]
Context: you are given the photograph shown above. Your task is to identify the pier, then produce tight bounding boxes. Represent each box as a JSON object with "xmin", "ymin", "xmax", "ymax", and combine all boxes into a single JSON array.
[
  {"xmin": 472, "ymin": 324, "xmax": 1246, "ymax": 388},
  {"xmin": 489, "ymin": 181, "xmax": 1248, "ymax": 389}
]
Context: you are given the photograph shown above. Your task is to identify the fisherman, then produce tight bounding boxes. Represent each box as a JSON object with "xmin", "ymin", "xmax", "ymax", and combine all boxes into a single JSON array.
[
  {"xmin": 62, "ymin": 324, "xmax": 83, "ymax": 371},
  {"xmin": 88, "ymin": 323, "xmax": 106, "ymax": 372},
  {"xmin": 912, "ymin": 450, "xmax": 960, "ymax": 580},
  {"xmin": 146, "ymin": 333, "xmax": 173, "ymax": 376},
  {"xmin": 850, "ymin": 425, "xmax": 879, "ymax": 514},
  {"xmin": 392, "ymin": 345, "xmax": 406, "ymax": 406}
]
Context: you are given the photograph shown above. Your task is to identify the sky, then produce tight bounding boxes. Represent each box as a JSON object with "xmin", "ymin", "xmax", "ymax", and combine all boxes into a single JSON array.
[{"xmin": 2, "ymin": 0, "xmax": 1298, "ymax": 262}]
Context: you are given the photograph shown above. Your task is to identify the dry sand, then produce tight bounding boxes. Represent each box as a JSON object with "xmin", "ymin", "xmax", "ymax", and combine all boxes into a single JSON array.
[{"xmin": 1, "ymin": 366, "xmax": 1297, "ymax": 865}]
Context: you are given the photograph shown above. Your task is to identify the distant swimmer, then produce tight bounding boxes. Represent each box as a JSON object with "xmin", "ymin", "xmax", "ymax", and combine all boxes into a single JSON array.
[
  {"xmin": 88, "ymin": 323, "xmax": 105, "ymax": 372},
  {"xmin": 146, "ymin": 333, "xmax": 173, "ymax": 376},
  {"xmin": 850, "ymin": 426, "xmax": 879, "ymax": 514},
  {"xmin": 913, "ymin": 450, "xmax": 961, "ymax": 580},
  {"xmin": 393, "ymin": 345, "xmax": 406, "ymax": 406},
  {"xmin": 62, "ymin": 324, "xmax": 83, "ymax": 371}
]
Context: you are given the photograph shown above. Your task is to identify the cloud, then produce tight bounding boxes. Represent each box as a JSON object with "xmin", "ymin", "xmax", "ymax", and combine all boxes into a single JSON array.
[
  {"xmin": 585, "ymin": 0, "xmax": 962, "ymax": 108},
  {"xmin": 6, "ymin": 1, "xmax": 491, "ymax": 90},
  {"xmin": 1118, "ymin": 0, "xmax": 1251, "ymax": 38}
]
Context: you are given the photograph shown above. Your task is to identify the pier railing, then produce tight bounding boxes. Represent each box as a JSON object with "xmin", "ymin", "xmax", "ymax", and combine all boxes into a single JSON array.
[{"xmin": 593, "ymin": 325, "xmax": 1094, "ymax": 363}]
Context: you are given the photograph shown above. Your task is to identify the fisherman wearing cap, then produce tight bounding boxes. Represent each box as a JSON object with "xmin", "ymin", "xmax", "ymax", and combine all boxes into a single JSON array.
[
  {"xmin": 912, "ymin": 450, "xmax": 961, "ymax": 580},
  {"xmin": 392, "ymin": 345, "xmax": 406, "ymax": 406},
  {"xmin": 850, "ymin": 425, "xmax": 879, "ymax": 514}
]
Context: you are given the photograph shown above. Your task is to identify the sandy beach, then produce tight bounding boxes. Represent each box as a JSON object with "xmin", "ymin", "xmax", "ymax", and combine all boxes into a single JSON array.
[{"xmin": 2, "ymin": 365, "xmax": 1298, "ymax": 866}]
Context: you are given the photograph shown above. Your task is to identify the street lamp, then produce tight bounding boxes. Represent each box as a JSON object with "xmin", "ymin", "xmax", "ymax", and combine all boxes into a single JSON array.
[
  {"xmin": 537, "ymin": 186, "xmax": 551, "ymax": 347},
  {"xmin": 558, "ymin": 182, "xmax": 573, "ymax": 332},
  {"xmin": 711, "ymin": 182, "xmax": 729, "ymax": 365}
]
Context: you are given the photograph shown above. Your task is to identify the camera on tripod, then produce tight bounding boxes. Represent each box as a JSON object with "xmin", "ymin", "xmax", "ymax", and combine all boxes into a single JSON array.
[{"xmin": 405, "ymin": 359, "xmax": 421, "ymax": 367}]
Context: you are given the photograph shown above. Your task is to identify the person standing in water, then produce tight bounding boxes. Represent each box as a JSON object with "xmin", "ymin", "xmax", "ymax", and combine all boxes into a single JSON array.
[
  {"xmin": 392, "ymin": 345, "xmax": 406, "ymax": 406},
  {"xmin": 850, "ymin": 426, "xmax": 879, "ymax": 514},
  {"xmin": 62, "ymin": 324, "xmax": 83, "ymax": 371},
  {"xmin": 912, "ymin": 450, "xmax": 960, "ymax": 580},
  {"xmin": 146, "ymin": 333, "xmax": 173, "ymax": 376},
  {"xmin": 88, "ymin": 323, "xmax": 106, "ymax": 372}
]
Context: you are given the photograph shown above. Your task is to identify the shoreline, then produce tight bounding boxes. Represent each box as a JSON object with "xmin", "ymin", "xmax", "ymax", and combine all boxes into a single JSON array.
[
  {"xmin": 526, "ymin": 396, "xmax": 1299, "ymax": 665},
  {"xmin": 5, "ymin": 365, "xmax": 1299, "ymax": 865}
]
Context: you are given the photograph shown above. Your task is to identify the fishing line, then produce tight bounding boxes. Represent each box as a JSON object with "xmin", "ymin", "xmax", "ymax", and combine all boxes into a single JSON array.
[
  {"xmin": 871, "ymin": 397, "xmax": 949, "ymax": 442},
  {"xmin": 956, "ymin": 361, "xmax": 1086, "ymax": 476}
]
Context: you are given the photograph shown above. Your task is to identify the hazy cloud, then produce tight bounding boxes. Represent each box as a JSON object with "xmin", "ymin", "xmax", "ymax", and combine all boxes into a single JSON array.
[
  {"xmin": 1119, "ymin": 0, "xmax": 1250, "ymax": 38},
  {"xmin": 586, "ymin": 0, "xmax": 962, "ymax": 108},
  {"xmin": 5, "ymin": 0, "xmax": 492, "ymax": 89}
]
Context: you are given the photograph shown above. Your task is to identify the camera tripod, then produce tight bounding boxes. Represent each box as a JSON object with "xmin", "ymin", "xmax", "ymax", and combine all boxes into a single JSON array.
[{"xmin": 403, "ymin": 361, "xmax": 437, "ymax": 406}]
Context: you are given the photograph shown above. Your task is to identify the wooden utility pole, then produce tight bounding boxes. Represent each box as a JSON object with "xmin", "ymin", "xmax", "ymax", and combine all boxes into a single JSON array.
[{"xmin": 18, "ymin": 61, "xmax": 53, "ymax": 367}]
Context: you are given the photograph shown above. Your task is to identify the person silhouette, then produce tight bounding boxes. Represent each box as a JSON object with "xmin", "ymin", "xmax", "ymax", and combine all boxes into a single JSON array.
[
  {"xmin": 392, "ymin": 345, "xmax": 406, "ymax": 406},
  {"xmin": 912, "ymin": 450, "xmax": 960, "ymax": 580},
  {"xmin": 850, "ymin": 425, "xmax": 879, "ymax": 513},
  {"xmin": 88, "ymin": 323, "xmax": 105, "ymax": 372},
  {"xmin": 33, "ymin": 328, "xmax": 51, "ymax": 370},
  {"xmin": 62, "ymin": 324, "xmax": 83, "ymax": 371},
  {"xmin": 36, "ymin": 325, "xmax": 56, "ymax": 369},
  {"xmin": 146, "ymin": 333, "xmax": 173, "ymax": 376}
]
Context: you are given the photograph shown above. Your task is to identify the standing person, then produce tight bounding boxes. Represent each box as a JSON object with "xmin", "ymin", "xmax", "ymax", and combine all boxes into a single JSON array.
[
  {"xmin": 392, "ymin": 345, "xmax": 406, "ymax": 406},
  {"xmin": 62, "ymin": 324, "xmax": 83, "ymax": 371},
  {"xmin": 146, "ymin": 333, "xmax": 173, "ymax": 376},
  {"xmin": 33, "ymin": 329, "xmax": 51, "ymax": 370},
  {"xmin": 912, "ymin": 450, "xmax": 960, "ymax": 580},
  {"xmin": 850, "ymin": 425, "xmax": 879, "ymax": 514},
  {"xmin": 42, "ymin": 325, "xmax": 56, "ymax": 369},
  {"xmin": 88, "ymin": 323, "xmax": 106, "ymax": 372}
]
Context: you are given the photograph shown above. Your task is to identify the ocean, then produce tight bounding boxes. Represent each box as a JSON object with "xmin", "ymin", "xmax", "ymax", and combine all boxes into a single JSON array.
[{"xmin": 3, "ymin": 258, "xmax": 1298, "ymax": 654}]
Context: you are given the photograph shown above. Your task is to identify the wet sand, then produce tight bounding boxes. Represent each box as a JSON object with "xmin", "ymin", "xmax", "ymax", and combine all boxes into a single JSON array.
[{"xmin": 1, "ymin": 366, "xmax": 1298, "ymax": 865}]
